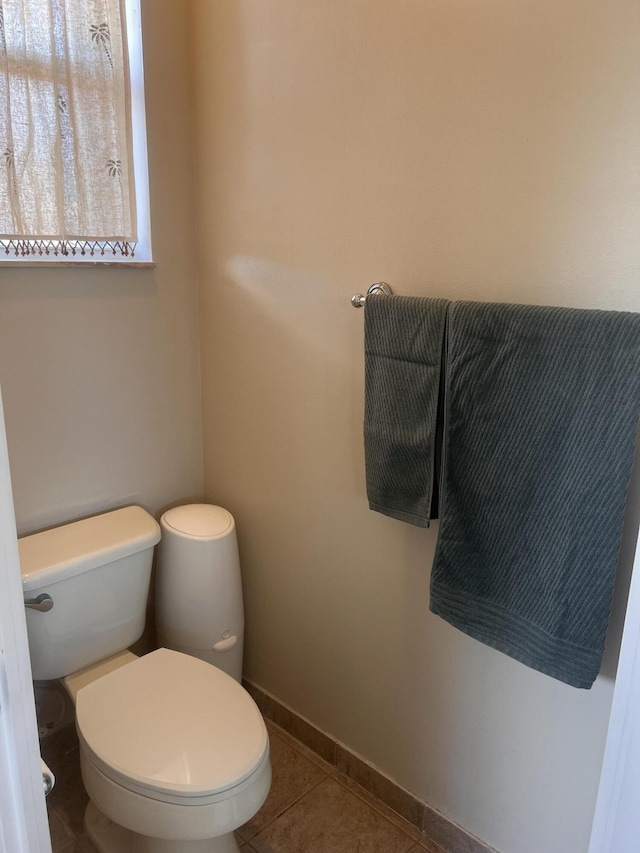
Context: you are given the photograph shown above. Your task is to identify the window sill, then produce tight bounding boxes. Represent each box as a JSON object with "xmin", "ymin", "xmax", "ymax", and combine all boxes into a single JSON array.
[{"xmin": 0, "ymin": 260, "xmax": 156, "ymax": 268}]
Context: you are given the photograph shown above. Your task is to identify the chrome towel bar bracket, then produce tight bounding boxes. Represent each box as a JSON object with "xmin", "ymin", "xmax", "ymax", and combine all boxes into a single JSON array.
[{"xmin": 351, "ymin": 282, "xmax": 393, "ymax": 308}]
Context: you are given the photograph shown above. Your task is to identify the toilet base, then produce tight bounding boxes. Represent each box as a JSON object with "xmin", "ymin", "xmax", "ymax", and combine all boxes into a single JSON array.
[{"xmin": 85, "ymin": 801, "xmax": 241, "ymax": 853}]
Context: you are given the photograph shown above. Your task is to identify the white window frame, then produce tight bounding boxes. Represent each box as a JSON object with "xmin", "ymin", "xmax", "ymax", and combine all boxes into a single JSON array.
[{"xmin": 0, "ymin": 0, "xmax": 152, "ymax": 267}]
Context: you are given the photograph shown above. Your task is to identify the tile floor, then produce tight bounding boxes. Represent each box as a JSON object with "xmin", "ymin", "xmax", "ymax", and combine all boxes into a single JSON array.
[{"xmin": 42, "ymin": 718, "xmax": 447, "ymax": 853}]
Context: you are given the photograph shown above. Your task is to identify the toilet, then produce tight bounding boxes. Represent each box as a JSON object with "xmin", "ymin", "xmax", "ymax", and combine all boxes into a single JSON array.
[{"xmin": 19, "ymin": 505, "xmax": 271, "ymax": 853}]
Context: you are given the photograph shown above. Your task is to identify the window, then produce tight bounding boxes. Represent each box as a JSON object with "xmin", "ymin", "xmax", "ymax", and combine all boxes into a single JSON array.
[{"xmin": 0, "ymin": 0, "xmax": 151, "ymax": 264}]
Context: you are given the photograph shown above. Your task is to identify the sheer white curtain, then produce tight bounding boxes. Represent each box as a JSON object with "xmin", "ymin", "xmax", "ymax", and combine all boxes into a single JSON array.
[{"xmin": 0, "ymin": 0, "xmax": 136, "ymax": 257}]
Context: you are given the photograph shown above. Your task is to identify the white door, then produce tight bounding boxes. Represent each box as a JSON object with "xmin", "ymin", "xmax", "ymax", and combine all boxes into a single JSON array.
[
  {"xmin": 588, "ymin": 492, "xmax": 640, "ymax": 853},
  {"xmin": 0, "ymin": 388, "xmax": 51, "ymax": 853}
]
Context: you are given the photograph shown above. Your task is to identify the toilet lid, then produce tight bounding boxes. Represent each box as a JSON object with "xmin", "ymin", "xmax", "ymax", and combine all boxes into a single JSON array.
[{"xmin": 75, "ymin": 649, "xmax": 268, "ymax": 800}]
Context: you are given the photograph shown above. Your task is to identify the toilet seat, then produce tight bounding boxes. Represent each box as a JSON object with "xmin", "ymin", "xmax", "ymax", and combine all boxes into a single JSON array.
[{"xmin": 76, "ymin": 648, "xmax": 269, "ymax": 806}]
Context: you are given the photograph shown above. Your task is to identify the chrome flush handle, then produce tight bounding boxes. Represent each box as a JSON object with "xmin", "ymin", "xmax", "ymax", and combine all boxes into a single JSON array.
[{"xmin": 24, "ymin": 593, "xmax": 54, "ymax": 612}]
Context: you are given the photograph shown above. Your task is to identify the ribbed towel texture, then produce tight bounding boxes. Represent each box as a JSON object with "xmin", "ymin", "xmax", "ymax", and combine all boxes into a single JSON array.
[
  {"xmin": 364, "ymin": 295, "xmax": 450, "ymax": 527},
  {"xmin": 364, "ymin": 295, "xmax": 640, "ymax": 688},
  {"xmin": 430, "ymin": 301, "xmax": 640, "ymax": 688}
]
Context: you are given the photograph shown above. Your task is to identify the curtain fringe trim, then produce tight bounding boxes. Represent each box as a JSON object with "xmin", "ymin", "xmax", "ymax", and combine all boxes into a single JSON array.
[{"xmin": 1, "ymin": 239, "xmax": 137, "ymax": 258}]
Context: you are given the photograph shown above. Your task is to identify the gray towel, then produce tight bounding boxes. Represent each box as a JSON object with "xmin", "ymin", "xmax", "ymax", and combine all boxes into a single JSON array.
[
  {"xmin": 430, "ymin": 301, "xmax": 640, "ymax": 688},
  {"xmin": 364, "ymin": 295, "xmax": 450, "ymax": 527}
]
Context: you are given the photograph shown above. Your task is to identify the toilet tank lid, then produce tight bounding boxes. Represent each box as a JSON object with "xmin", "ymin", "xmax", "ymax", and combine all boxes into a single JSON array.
[
  {"xmin": 161, "ymin": 504, "xmax": 233, "ymax": 539},
  {"xmin": 19, "ymin": 506, "xmax": 161, "ymax": 592}
]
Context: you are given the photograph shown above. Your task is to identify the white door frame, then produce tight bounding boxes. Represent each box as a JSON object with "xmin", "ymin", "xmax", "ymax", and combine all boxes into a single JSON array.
[
  {"xmin": 0, "ymin": 389, "xmax": 51, "ymax": 853},
  {"xmin": 588, "ymin": 500, "xmax": 640, "ymax": 853}
]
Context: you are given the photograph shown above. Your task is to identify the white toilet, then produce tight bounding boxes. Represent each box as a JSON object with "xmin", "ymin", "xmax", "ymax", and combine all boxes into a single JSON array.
[{"xmin": 19, "ymin": 505, "xmax": 271, "ymax": 853}]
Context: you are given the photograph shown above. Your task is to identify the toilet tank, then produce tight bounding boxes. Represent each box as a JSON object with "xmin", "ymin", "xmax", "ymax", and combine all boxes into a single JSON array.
[{"xmin": 19, "ymin": 506, "xmax": 161, "ymax": 681}]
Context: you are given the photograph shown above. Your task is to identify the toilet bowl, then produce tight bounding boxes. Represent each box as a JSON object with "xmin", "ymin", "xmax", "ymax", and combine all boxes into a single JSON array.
[
  {"xmin": 19, "ymin": 506, "xmax": 271, "ymax": 853},
  {"xmin": 76, "ymin": 649, "xmax": 271, "ymax": 852}
]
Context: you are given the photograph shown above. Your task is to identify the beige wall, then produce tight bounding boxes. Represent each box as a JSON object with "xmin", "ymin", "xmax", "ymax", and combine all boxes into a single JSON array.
[
  {"xmin": 0, "ymin": 1, "xmax": 203, "ymax": 535},
  {"xmin": 191, "ymin": 2, "xmax": 640, "ymax": 853}
]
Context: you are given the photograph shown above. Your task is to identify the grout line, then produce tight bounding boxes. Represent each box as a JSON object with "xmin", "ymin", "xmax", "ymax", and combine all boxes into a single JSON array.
[
  {"xmin": 271, "ymin": 719, "xmax": 425, "ymax": 839},
  {"xmin": 268, "ymin": 723, "xmax": 426, "ymax": 850},
  {"xmin": 244, "ymin": 775, "xmax": 329, "ymax": 842},
  {"xmin": 240, "ymin": 729, "xmax": 332, "ymax": 841},
  {"xmin": 50, "ymin": 805, "xmax": 79, "ymax": 842},
  {"xmin": 267, "ymin": 721, "xmax": 335, "ymax": 776},
  {"xmin": 249, "ymin": 681, "xmax": 495, "ymax": 853},
  {"xmin": 332, "ymin": 773, "xmax": 420, "ymax": 837}
]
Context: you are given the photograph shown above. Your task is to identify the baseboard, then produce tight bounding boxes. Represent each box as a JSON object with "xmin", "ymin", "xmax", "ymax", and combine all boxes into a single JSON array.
[{"xmin": 243, "ymin": 679, "xmax": 497, "ymax": 853}]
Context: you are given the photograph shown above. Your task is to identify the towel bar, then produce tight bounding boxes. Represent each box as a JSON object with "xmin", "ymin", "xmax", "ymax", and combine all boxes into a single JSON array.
[{"xmin": 351, "ymin": 282, "xmax": 393, "ymax": 308}]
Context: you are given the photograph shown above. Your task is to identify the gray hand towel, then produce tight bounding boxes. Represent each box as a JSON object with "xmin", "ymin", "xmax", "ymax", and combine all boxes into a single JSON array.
[
  {"xmin": 430, "ymin": 301, "xmax": 640, "ymax": 688},
  {"xmin": 364, "ymin": 295, "xmax": 450, "ymax": 527}
]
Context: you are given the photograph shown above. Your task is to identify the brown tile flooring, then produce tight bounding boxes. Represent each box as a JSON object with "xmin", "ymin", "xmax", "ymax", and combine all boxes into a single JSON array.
[{"xmin": 42, "ymin": 719, "xmax": 447, "ymax": 853}]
